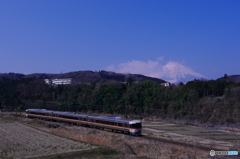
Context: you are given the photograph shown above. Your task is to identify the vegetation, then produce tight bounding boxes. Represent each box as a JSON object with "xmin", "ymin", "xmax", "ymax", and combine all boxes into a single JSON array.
[{"xmin": 1, "ymin": 76, "xmax": 240, "ymax": 126}]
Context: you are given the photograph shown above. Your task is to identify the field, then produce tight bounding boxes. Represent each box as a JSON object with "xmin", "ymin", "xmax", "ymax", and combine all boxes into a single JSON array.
[
  {"xmin": 0, "ymin": 119, "xmax": 97, "ymax": 159},
  {"xmin": 142, "ymin": 120, "xmax": 240, "ymax": 151},
  {"xmin": 25, "ymin": 119, "xmax": 210, "ymax": 159}
]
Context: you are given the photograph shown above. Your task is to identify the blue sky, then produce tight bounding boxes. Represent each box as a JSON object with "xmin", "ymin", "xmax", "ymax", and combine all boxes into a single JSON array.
[{"xmin": 1, "ymin": 0, "xmax": 239, "ymax": 82}]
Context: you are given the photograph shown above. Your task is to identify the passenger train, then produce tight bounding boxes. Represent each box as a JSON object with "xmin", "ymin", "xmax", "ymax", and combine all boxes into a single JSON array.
[{"xmin": 26, "ymin": 109, "xmax": 142, "ymax": 136}]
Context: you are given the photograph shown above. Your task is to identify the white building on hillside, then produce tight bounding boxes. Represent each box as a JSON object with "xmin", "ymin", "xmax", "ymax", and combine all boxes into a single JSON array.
[
  {"xmin": 44, "ymin": 78, "xmax": 76, "ymax": 85},
  {"xmin": 160, "ymin": 82, "xmax": 171, "ymax": 87},
  {"xmin": 44, "ymin": 79, "xmax": 52, "ymax": 85}
]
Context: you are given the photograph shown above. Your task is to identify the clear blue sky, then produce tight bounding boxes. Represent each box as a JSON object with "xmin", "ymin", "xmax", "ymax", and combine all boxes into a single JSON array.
[{"xmin": 1, "ymin": 0, "xmax": 239, "ymax": 82}]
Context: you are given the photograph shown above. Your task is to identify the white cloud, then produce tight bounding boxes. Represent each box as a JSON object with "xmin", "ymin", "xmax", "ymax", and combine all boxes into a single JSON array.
[{"xmin": 106, "ymin": 59, "xmax": 208, "ymax": 83}]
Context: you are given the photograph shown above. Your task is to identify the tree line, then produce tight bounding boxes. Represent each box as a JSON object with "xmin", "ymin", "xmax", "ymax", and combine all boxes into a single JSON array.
[{"xmin": 1, "ymin": 77, "xmax": 240, "ymax": 126}]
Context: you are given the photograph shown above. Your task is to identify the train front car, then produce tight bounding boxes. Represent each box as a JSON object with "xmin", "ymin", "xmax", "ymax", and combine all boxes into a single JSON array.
[{"xmin": 129, "ymin": 120, "xmax": 142, "ymax": 136}]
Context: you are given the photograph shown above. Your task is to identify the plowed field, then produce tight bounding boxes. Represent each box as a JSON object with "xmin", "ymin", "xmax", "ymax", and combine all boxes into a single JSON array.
[{"xmin": 0, "ymin": 121, "xmax": 97, "ymax": 159}]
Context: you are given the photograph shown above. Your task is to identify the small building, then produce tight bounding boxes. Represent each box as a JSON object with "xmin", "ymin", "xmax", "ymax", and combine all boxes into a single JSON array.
[
  {"xmin": 160, "ymin": 82, "xmax": 170, "ymax": 87},
  {"xmin": 44, "ymin": 79, "xmax": 52, "ymax": 85},
  {"xmin": 44, "ymin": 78, "xmax": 76, "ymax": 85}
]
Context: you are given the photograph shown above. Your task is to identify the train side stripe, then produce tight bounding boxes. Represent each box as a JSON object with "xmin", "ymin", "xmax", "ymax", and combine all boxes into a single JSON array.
[{"xmin": 26, "ymin": 113, "xmax": 138, "ymax": 131}]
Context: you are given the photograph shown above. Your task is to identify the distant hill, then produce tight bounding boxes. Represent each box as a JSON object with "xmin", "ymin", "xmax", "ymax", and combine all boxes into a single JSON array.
[
  {"xmin": 0, "ymin": 73, "xmax": 25, "ymax": 79},
  {"xmin": 0, "ymin": 70, "xmax": 167, "ymax": 84},
  {"xmin": 217, "ymin": 74, "xmax": 240, "ymax": 83}
]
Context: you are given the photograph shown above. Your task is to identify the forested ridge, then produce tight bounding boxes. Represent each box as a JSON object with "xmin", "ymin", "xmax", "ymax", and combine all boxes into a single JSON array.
[
  {"xmin": 0, "ymin": 71, "xmax": 166, "ymax": 83},
  {"xmin": 1, "ymin": 76, "xmax": 240, "ymax": 126}
]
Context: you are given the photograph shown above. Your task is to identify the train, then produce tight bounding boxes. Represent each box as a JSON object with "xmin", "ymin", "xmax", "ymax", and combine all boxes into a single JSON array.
[{"xmin": 26, "ymin": 109, "xmax": 142, "ymax": 136}]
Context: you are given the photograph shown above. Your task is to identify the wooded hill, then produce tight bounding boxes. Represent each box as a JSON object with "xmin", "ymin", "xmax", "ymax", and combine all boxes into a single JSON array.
[
  {"xmin": 0, "ymin": 74, "xmax": 240, "ymax": 126},
  {"xmin": 0, "ymin": 70, "xmax": 167, "ymax": 84},
  {"xmin": 217, "ymin": 74, "xmax": 240, "ymax": 83}
]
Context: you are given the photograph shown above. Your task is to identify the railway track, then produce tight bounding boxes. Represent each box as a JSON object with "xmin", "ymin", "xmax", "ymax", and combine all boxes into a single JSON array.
[{"xmin": 141, "ymin": 135, "xmax": 240, "ymax": 157}]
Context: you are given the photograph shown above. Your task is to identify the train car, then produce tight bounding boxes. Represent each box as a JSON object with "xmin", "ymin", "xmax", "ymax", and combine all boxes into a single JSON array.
[{"xmin": 26, "ymin": 109, "xmax": 142, "ymax": 136}]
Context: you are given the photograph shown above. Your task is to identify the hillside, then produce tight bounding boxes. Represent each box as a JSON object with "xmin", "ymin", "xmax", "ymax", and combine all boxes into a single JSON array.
[
  {"xmin": 217, "ymin": 74, "xmax": 240, "ymax": 83},
  {"xmin": 0, "ymin": 70, "xmax": 167, "ymax": 84}
]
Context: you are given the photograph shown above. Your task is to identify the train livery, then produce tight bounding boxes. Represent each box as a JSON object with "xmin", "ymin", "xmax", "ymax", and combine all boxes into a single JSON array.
[{"xmin": 26, "ymin": 109, "xmax": 142, "ymax": 136}]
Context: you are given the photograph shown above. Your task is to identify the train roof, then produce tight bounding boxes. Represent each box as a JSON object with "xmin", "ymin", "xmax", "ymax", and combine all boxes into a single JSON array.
[
  {"xmin": 88, "ymin": 115, "xmax": 141, "ymax": 123},
  {"xmin": 26, "ymin": 109, "xmax": 53, "ymax": 114},
  {"xmin": 53, "ymin": 111, "xmax": 88, "ymax": 117},
  {"xmin": 26, "ymin": 109, "xmax": 141, "ymax": 124}
]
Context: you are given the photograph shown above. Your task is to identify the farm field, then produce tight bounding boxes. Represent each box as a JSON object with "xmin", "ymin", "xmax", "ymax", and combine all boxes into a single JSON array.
[
  {"xmin": 142, "ymin": 121, "xmax": 240, "ymax": 150},
  {"xmin": 0, "ymin": 119, "xmax": 97, "ymax": 159}
]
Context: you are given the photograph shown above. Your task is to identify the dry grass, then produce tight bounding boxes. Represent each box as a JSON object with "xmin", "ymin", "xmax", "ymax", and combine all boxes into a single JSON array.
[
  {"xmin": 30, "ymin": 121, "xmax": 209, "ymax": 159},
  {"xmin": 0, "ymin": 114, "xmax": 211, "ymax": 159}
]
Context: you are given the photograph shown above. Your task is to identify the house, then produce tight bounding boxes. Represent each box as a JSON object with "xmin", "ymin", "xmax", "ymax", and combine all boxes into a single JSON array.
[
  {"xmin": 44, "ymin": 79, "xmax": 52, "ymax": 85},
  {"xmin": 160, "ymin": 82, "xmax": 170, "ymax": 87},
  {"xmin": 44, "ymin": 78, "xmax": 76, "ymax": 85}
]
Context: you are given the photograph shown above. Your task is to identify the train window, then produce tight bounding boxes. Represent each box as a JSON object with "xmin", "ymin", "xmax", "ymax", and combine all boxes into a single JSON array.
[
  {"xmin": 118, "ymin": 123, "xmax": 122, "ymax": 127},
  {"xmin": 111, "ymin": 122, "xmax": 114, "ymax": 125}
]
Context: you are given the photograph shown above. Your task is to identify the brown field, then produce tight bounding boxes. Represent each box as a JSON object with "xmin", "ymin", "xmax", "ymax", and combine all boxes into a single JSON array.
[
  {"xmin": 0, "ymin": 120, "xmax": 97, "ymax": 159},
  {"xmin": 142, "ymin": 120, "xmax": 240, "ymax": 151},
  {"xmin": 26, "ymin": 119, "xmax": 209, "ymax": 159}
]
